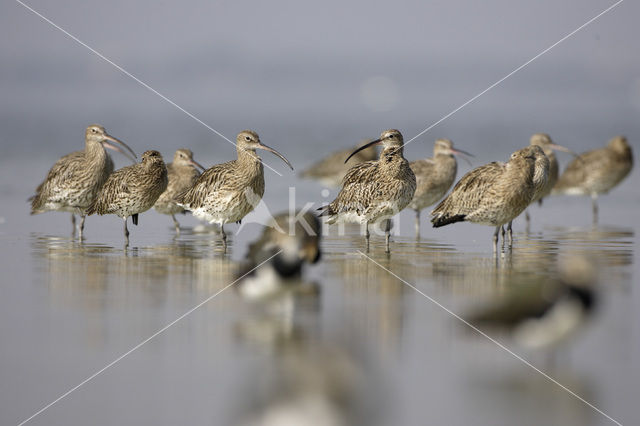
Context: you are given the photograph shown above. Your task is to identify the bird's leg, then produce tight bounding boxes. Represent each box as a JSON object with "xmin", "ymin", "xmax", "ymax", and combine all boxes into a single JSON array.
[
  {"xmin": 123, "ymin": 217, "xmax": 130, "ymax": 246},
  {"xmin": 71, "ymin": 214, "xmax": 76, "ymax": 236},
  {"xmin": 78, "ymin": 215, "xmax": 86, "ymax": 240},
  {"xmin": 493, "ymin": 226, "xmax": 500, "ymax": 252},
  {"xmin": 500, "ymin": 225, "xmax": 505, "ymax": 238},
  {"xmin": 507, "ymin": 221, "xmax": 513, "ymax": 246},
  {"xmin": 591, "ymin": 193, "xmax": 598, "ymax": 224},
  {"xmin": 384, "ymin": 218, "xmax": 392, "ymax": 254},
  {"xmin": 171, "ymin": 214, "xmax": 180, "ymax": 236},
  {"xmin": 525, "ymin": 210, "xmax": 530, "ymax": 225},
  {"xmin": 132, "ymin": 213, "xmax": 139, "ymax": 226},
  {"xmin": 221, "ymin": 224, "xmax": 227, "ymax": 251},
  {"xmin": 365, "ymin": 221, "xmax": 370, "ymax": 252},
  {"xmin": 414, "ymin": 210, "xmax": 420, "ymax": 239}
]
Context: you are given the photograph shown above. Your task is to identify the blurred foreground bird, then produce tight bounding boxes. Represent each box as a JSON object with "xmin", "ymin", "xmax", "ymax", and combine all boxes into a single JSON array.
[
  {"xmin": 237, "ymin": 210, "xmax": 322, "ymax": 301},
  {"xmin": 176, "ymin": 130, "xmax": 293, "ymax": 251},
  {"xmin": 431, "ymin": 145, "xmax": 546, "ymax": 249},
  {"xmin": 466, "ymin": 256, "xmax": 597, "ymax": 351},
  {"xmin": 300, "ymin": 139, "xmax": 378, "ymax": 187},
  {"xmin": 87, "ymin": 150, "xmax": 168, "ymax": 246},
  {"xmin": 318, "ymin": 129, "xmax": 416, "ymax": 253},
  {"xmin": 409, "ymin": 138, "xmax": 472, "ymax": 237},
  {"xmin": 30, "ymin": 124, "xmax": 137, "ymax": 238},
  {"xmin": 153, "ymin": 148, "xmax": 205, "ymax": 235},
  {"xmin": 553, "ymin": 136, "xmax": 633, "ymax": 223}
]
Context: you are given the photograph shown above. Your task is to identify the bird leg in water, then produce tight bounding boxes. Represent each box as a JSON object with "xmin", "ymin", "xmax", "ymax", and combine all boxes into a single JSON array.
[
  {"xmin": 525, "ymin": 210, "xmax": 531, "ymax": 224},
  {"xmin": 70, "ymin": 214, "xmax": 76, "ymax": 235},
  {"xmin": 384, "ymin": 219, "xmax": 392, "ymax": 253},
  {"xmin": 591, "ymin": 193, "xmax": 599, "ymax": 224},
  {"xmin": 365, "ymin": 222, "xmax": 370, "ymax": 252},
  {"xmin": 506, "ymin": 221, "xmax": 513, "ymax": 246},
  {"xmin": 493, "ymin": 226, "xmax": 500, "ymax": 252},
  {"xmin": 414, "ymin": 210, "xmax": 420, "ymax": 238},
  {"xmin": 221, "ymin": 224, "xmax": 227, "ymax": 251},
  {"xmin": 171, "ymin": 214, "xmax": 180, "ymax": 235},
  {"xmin": 132, "ymin": 213, "xmax": 139, "ymax": 226},
  {"xmin": 78, "ymin": 215, "xmax": 86, "ymax": 239},
  {"xmin": 123, "ymin": 217, "xmax": 129, "ymax": 246}
]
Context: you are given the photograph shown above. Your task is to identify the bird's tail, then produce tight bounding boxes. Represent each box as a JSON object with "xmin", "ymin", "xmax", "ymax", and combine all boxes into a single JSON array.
[
  {"xmin": 316, "ymin": 204, "xmax": 334, "ymax": 217},
  {"xmin": 431, "ymin": 213, "xmax": 466, "ymax": 228}
]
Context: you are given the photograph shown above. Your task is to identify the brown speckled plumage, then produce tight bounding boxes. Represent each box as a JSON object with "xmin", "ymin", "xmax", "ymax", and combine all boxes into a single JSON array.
[
  {"xmin": 300, "ymin": 139, "xmax": 377, "ymax": 187},
  {"xmin": 553, "ymin": 136, "xmax": 632, "ymax": 221},
  {"xmin": 176, "ymin": 130, "xmax": 293, "ymax": 250},
  {"xmin": 319, "ymin": 129, "xmax": 416, "ymax": 253},
  {"xmin": 409, "ymin": 138, "xmax": 472, "ymax": 236},
  {"xmin": 431, "ymin": 145, "xmax": 545, "ymax": 248},
  {"xmin": 87, "ymin": 150, "xmax": 168, "ymax": 245},
  {"xmin": 30, "ymin": 124, "xmax": 137, "ymax": 238},
  {"xmin": 153, "ymin": 148, "xmax": 204, "ymax": 234}
]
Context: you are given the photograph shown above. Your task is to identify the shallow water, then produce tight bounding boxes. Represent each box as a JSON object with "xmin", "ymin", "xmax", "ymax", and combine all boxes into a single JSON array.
[{"xmin": 0, "ymin": 156, "xmax": 638, "ymax": 426}]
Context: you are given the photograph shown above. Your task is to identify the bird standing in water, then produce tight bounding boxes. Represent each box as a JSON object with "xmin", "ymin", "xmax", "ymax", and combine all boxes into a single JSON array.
[
  {"xmin": 87, "ymin": 150, "xmax": 168, "ymax": 246},
  {"xmin": 431, "ymin": 145, "xmax": 545, "ymax": 250},
  {"xmin": 30, "ymin": 124, "xmax": 137, "ymax": 238},
  {"xmin": 524, "ymin": 133, "xmax": 574, "ymax": 225},
  {"xmin": 153, "ymin": 148, "xmax": 205, "ymax": 235},
  {"xmin": 176, "ymin": 130, "xmax": 294, "ymax": 251},
  {"xmin": 318, "ymin": 129, "xmax": 416, "ymax": 253},
  {"xmin": 409, "ymin": 138, "xmax": 472, "ymax": 237},
  {"xmin": 553, "ymin": 136, "xmax": 633, "ymax": 223}
]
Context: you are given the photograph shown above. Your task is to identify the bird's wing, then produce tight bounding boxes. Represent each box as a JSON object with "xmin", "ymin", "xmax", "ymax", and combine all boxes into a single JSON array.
[
  {"xmin": 432, "ymin": 162, "xmax": 503, "ymax": 216},
  {"xmin": 554, "ymin": 149, "xmax": 602, "ymax": 191},
  {"xmin": 176, "ymin": 161, "xmax": 237, "ymax": 207}
]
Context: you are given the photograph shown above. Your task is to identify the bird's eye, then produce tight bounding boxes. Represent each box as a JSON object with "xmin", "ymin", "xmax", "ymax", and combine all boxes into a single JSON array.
[
  {"xmin": 91, "ymin": 129, "xmax": 97, "ymax": 133},
  {"xmin": 245, "ymin": 136, "xmax": 251, "ymax": 141}
]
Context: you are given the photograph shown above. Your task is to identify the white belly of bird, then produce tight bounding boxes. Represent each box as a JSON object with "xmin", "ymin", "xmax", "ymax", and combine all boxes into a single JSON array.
[{"xmin": 513, "ymin": 299, "xmax": 585, "ymax": 350}]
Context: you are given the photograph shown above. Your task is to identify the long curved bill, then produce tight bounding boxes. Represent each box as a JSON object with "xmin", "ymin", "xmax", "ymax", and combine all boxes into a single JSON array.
[
  {"xmin": 257, "ymin": 143, "xmax": 294, "ymax": 170},
  {"xmin": 548, "ymin": 143, "xmax": 579, "ymax": 157},
  {"xmin": 450, "ymin": 147, "xmax": 474, "ymax": 167},
  {"xmin": 188, "ymin": 159, "xmax": 206, "ymax": 171},
  {"xmin": 102, "ymin": 134, "xmax": 138, "ymax": 164},
  {"xmin": 344, "ymin": 138, "xmax": 381, "ymax": 164}
]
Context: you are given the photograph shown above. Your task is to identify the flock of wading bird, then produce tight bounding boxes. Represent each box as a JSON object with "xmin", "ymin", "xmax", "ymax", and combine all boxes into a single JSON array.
[{"xmin": 30, "ymin": 125, "xmax": 632, "ymax": 254}]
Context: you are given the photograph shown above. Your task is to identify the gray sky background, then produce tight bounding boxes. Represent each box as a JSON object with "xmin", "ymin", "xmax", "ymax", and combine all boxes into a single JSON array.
[{"xmin": 1, "ymin": 0, "xmax": 638, "ymax": 165}]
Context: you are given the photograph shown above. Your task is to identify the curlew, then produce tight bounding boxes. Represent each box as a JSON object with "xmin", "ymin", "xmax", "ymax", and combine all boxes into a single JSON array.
[
  {"xmin": 87, "ymin": 150, "xmax": 168, "ymax": 246},
  {"xmin": 409, "ymin": 138, "xmax": 472, "ymax": 237},
  {"xmin": 524, "ymin": 133, "xmax": 573, "ymax": 224},
  {"xmin": 318, "ymin": 129, "xmax": 416, "ymax": 253},
  {"xmin": 153, "ymin": 148, "xmax": 205, "ymax": 235},
  {"xmin": 466, "ymin": 256, "xmax": 597, "ymax": 351},
  {"xmin": 553, "ymin": 136, "xmax": 633, "ymax": 222},
  {"xmin": 431, "ymin": 145, "xmax": 545, "ymax": 249},
  {"xmin": 30, "ymin": 124, "xmax": 137, "ymax": 238},
  {"xmin": 175, "ymin": 130, "xmax": 293, "ymax": 250},
  {"xmin": 300, "ymin": 139, "xmax": 377, "ymax": 187},
  {"xmin": 237, "ymin": 210, "xmax": 322, "ymax": 300}
]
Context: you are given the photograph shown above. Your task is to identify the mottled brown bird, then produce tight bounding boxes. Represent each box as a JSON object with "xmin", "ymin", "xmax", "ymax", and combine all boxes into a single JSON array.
[
  {"xmin": 175, "ymin": 130, "xmax": 293, "ymax": 250},
  {"xmin": 409, "ymin": 138, "xmax": 472, "ymax": 237},
  {"xmin": 431, "ymin": 145, "xmax": 545, "ymax": 249},
  {"xmin": 553, "ymin": 136, "xmax": 633, "ymax": 222},
  {"xmin": 30, "ymin": 124, "xmax": 137, "ymax": 238},
  {"xmin": 153, "ymin": 148, "xmax": 205, "ymax": 235},
  {"xmin": 237, "ymin": 210, "xmax": 322, "ymax": 300},
  {"xmin": 524, "ymin": 133, "xmax": 573, "ymax": 224},
  {"xmin": 318, "ymin": 129, "xmax": 416, "ymax": 253},
  {"xmin": 300, "ymin": 139, "xmax": 377, "ymax": 187},
  {"xmin": 87, "ymin": 150, "xmax": 168, "ymax": 245}
]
